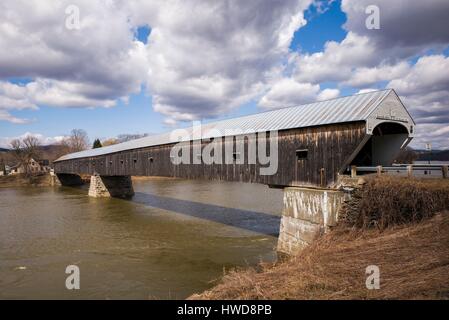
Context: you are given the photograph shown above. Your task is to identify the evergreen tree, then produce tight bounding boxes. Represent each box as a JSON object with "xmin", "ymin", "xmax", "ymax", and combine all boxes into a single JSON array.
[{"xmin": 92, "ymin": 139, "xmax": 103, "ymax": 149}]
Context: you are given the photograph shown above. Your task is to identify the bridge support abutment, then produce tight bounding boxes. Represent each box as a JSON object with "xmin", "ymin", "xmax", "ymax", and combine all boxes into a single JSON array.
[
  {"xmin": 277, "ymin": 187, "xmax": 349, "ymax": 255},
  {"xmin": 88, "ymin": 174, "xmax": 134, "ymax": 199}
]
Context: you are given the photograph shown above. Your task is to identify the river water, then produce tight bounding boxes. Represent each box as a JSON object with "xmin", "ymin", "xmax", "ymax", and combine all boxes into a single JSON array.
[{"xmin": 0, "ymin": 179, "xmax": 283, "ymax": 299}]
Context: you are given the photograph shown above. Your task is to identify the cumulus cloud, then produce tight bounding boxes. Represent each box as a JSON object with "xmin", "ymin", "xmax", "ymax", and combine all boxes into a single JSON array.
[
  {"xmin": 0, "ymin": 0, "xmax": 148, "ymax": 123},
  {"xmin": 287, "ymin": 0, "xmax": 449, "ymax": 88},
  {"xmin": 342, "ymin": 0, "xmax": 449, "ymax": 54},
  {"xmin": 131, "ymin": 0, "xmax": 312, "ymax": 123},
  {"xmin": 0, "ymin": 0, "xmax": 314, "ymax": 125},
  {"xmin": 344, "ymin": 62, "xmax": 410, "ymax": 88},
  {"xmin": 259, "ymin": 80, "xmax": 320, "ymax": 109},
  {"xmin": 0, "ymin": 0, "xmax": 147, "ymax": 88},
  {"xmin": 258, "ymin": 78, "xmax": 339, "ymax": 109},
  {"xmin": 386, "ymin": 55, "xmax": 449, "ymax": 148},
  {"xmin": 292, "ymin": 32, "xmax": 379, "ymax": 84},
  {"xmin": 0, "ymin": 81, "xmax": 37, "ymax": 124},
  {"xmin": 270, "ymin": 0, "xmax": 449, "ymax": 149}
]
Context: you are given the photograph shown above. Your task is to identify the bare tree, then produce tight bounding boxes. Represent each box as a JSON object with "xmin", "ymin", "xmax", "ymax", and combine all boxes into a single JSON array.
[
  {"xmin": 22, "ymin": 136, "xmax": 41, "ymax": 173},
  {"xmin": 60, "ymin": 129, "xmax": 90, "ymax": 153},
  {"xmin": 10, "ymin": 139, "xmax": 25, "ymax": 168},
  {"xmin": 23, "ymin": 136, "xmax": 41, "ymax": 158},
  {"xmin": 70, "ymin": 129, "xmax": 89, "ymax": 152},
  {"xmin": 9, "ymin": 136, "xmax": 41, "ymax": 175}
]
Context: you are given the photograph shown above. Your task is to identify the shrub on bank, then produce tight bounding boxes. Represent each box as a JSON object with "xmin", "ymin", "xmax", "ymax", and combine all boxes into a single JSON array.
[{"xmin": 339, "ymin": 176, "xmax": 449, "ymax": 229}]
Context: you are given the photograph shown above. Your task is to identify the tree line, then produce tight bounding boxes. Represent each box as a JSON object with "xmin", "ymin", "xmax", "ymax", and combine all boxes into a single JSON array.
[{"xmin": 1, "ymin": 130, "xmax": 149, "ymax": 175}]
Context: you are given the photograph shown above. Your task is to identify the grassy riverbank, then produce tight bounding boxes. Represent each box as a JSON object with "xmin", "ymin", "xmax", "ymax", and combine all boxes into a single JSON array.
[
  {"xmin": 191, "ymin": 212, "xmax": 449, "ymax": 300},
  {"xmin": 192, "ymin": 177, "xmax": 449, "ymax": 300}
]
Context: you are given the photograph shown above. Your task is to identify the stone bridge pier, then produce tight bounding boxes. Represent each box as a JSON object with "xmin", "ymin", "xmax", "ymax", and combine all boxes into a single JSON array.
[
  {"xmin": 88, "ymin": 174, "xmax": 134, "ymax": 199},
  {"xmin": 277, "ymin": 187, "xmax": 349, "ymax": 255},
  {"xmin": 56, "ymin": 173, "xmax": 134, "ymax": 199}
]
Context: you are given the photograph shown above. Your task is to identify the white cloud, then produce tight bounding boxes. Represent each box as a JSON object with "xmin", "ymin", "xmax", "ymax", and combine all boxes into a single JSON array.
[
  {"xmin": 0, "ymin": 81, "xmax": 37, "ymax": 124},
  {"xmin": 131, "ymin": 0, "xmax": 312, "ymax": 124},
  {"xmin": 269, "ymin": 1, "xmax": 449, "ymax": 149},
  {"xmin": 286, "ymin": 0, "xmax": 449, "ymax": 88},
  {"xmin": 356, "ymin": 88, "xmax": 378, "ymax": 94},
  {"xmin": 344, "ymin": 62, "xmax": 410, "ymax": 87},
  {"xmin": 0, "ymin": 110, "xmax": 31, "ymax": 124},
  {"xmin": 388, "ymin": 55, "xmax": 449, "ymax": 97},
  {"xmin": 292, "ymin": 32, "xmax": 378, "ymax": 84},
  {"xmin": 258, "ymin": 79, "xmax": 320, "ymax": 109},
  {"xmin": 0, "ymin": 132, "xmax": 66, "ymax": 148},
  {"xmin": 0, "ymin": 0, "xmax": 314, "ymax": 125},
  {"xmin": 317, "ymin": 88, "xmax": 340, "ymax": 101},
  {"xmin": 258, "ymin": 78, "xmax": 339, "ymax": 109},
  {"xmin": 342, "ymin": 0, "xmax": 449, "ymax": 54},
  {"xmin": 384, "ymin": 55, "xmax": 449, "ymax": 149},
  {"xmin": 0, "ymin": 0, "xmax": 148, "ymax": 123}
]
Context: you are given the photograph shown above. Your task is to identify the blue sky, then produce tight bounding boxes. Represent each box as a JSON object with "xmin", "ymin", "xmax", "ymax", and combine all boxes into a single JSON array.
[
  {"xmin": 0, "ymin": 0, "xmax": 448, "ymax": 149},
  {"xmin": 2, "ymin": 1, "xmax": 349, "ymax": 140}
]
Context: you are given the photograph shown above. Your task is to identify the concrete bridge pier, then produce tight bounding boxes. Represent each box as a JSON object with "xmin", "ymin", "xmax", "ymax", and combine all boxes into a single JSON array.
[
  {"xmin": 277, "ymin": 187, "xmax": 349, "ymax": 255},
  {"xmin": 88, "ymin": 174, "xmax": 134, "ymax": 199}
]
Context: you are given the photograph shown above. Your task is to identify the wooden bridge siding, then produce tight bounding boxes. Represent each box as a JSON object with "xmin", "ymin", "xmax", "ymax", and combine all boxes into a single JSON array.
[
  {"xmin": 272, "ymin": 121, "xmax": 366, "ymax": 187},
  {"xmin": 54, "ymin": 121, "xmax": 366, "ymax": 187}
]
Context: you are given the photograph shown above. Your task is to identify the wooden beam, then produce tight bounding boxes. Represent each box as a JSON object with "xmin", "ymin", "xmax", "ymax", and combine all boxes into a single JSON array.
[
  {"xmin": 407, "ymin": 165, "xmax": 413, "ymax": 178},
  {"xmin": 351, "ymin": 165, "xmax": 357, "ymax": 178},
  {"xmin": 376, "ymin": 165, "xmax": 383, "ymax": 177}
]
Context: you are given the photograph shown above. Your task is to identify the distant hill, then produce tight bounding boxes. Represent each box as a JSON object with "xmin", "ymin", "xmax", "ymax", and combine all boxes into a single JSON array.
[
  {"xmin": 0, "ymin": 144, "xmax": 67, "ymax": 165},
  {"xmin": 416, "ymin": 149, "xmax": 449, "ymax": 161}
]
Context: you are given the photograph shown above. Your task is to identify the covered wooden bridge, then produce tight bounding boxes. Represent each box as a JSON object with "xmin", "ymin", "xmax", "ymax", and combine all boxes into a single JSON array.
[{"xmin": 54, "ymin": 89, "xmax": 415, "ymax": 191}]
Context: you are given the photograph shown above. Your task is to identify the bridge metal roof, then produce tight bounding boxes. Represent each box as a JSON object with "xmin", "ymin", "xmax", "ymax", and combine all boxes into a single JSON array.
[{"xmin": 55, "ymin": 89, "xmax": 399, "ymax": 161}]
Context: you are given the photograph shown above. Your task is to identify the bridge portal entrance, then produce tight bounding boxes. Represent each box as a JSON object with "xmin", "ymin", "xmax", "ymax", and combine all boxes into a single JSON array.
[{"xmin": 350, "ymin": 122, "xmax": 410, "ymax": 167}]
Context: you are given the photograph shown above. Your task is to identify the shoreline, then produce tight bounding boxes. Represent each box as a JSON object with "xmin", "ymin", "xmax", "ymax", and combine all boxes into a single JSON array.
[
  {"xmin": 0, "ymin": 173, "xmax": 54, "ymax": 188},
  {"xmin": 0, "ymin": 173, "xmax": 181, "ymax": 188}
]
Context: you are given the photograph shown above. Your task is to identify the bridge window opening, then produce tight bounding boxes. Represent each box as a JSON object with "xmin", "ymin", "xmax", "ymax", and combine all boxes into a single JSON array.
[
  {"xmin": 296, "ymin": 149, "xmax": 308, "ymax": 161},
  {"xmin": 133, "ymin": 159, "xmax": 137, "ymax": 164},
  {"xmin": 233, "ymin": 152, "xmax": 240, "ymax": 162},
  {"xmin": 149, "ymin": 157, "xmax": 154, "ymax": 163},
  {"xmin": 120, "ymin": 160, "xmax": 124, "ymax": 165}
]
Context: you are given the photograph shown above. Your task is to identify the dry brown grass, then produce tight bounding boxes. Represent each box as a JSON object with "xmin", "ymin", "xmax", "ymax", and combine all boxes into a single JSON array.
[
  {"xmin": 191, "ymin": 212, "xmax": 449, "ymax": 300},
  {"xmin": 0, "ymin": 173, "xmax": 52, "ymax": 188},
  {"xmin": 339, "ymin": 176, "xmax": 449, "ymax": 229}
]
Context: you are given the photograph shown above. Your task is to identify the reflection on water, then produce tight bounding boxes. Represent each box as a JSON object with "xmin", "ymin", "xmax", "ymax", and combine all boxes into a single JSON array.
[
  {"xmin": 132, "ymin": 192, "xmax": 280, "ymax": 236},
  {"xmin": 0, "ymin": 179, "xmax": 282, "ymax": 299}
]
